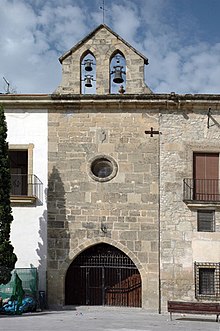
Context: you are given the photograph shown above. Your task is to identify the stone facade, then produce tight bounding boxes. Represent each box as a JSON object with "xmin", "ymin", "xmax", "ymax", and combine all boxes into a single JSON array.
[
  {"xmin": 47, "ymin": 102, "xmax": 160, "ymax": 309},
  {"xmin": 160, "ymin": 103, "xmax": 220, "ymax": 310},
  {"xmin": 46, "ymin": 92, "xmax": 220, "ymax": 310}
]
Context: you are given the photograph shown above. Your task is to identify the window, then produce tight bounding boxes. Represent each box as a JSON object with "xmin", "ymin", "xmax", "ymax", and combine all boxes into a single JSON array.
[
  {"xmin": 89, "ymin": 155, "xmax": 118, "ymax": 182},
  {"xmin": 9, "ymin": 150, "xmax": 28, "ymax": 195},
  {"xmin": 183, "ymin": 152, "xmax": 220, "ymax": 202},
  {"xmin": 193, "ymin": 153, "xmax": 219, "ymax": 201},
  {"xmin": 91, "ymin": 158, "xmax": 113, "ymax": 178},
  {"xmin": 195, "ymin": 262, "xmax": 220, "ymax": 299},
  {"xmin": 8, "ymin": 144, "xmax": 42, "ymax": 203},
  {"xmin": 199, "ymin": 268, "xmax": 215, "ymax": 295},
  {"xmin": 197, "ymin": 210, "xmax": 215, "ymax": 232}
]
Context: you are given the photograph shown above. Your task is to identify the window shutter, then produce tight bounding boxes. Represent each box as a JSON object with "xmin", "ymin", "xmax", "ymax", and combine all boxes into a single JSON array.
[
  {"xmin": 193, "ymin": 153, "xmax": 219, "ymax": 201},
  {"xmin": 197, "ymin": 210, "xmax": 214, "ymax": 232}
]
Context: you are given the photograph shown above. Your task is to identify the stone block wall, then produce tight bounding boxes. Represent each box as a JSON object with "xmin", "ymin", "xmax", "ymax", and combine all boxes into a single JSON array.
[
  {"xmin": 55, "ymin": 26, "xmax": 151, "ymax": 95},
  {"xmin": 47, "ymin": 96, "xmax": 220, "ymax": 310},
  {"xmin": 160, "ymin": 108, "xmax": 220, "ymax": 310},
  {"xmin": 47, "ymin": 104, "xmax": 160, "ymax": 309}
]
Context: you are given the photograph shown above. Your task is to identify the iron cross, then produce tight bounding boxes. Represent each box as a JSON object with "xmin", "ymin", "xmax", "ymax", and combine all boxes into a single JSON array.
[
  {"xmin": 100, "ymin": 0, "xmax": 107, "ymax": 23},
  {"xmin": 145, "ymin": 127, "xmax": 160, "ymax": 137}
]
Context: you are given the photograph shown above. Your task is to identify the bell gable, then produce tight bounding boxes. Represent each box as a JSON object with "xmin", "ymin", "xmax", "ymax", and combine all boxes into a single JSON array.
[{"xmin": 55, "ymin": 24, "xmax": 152, "ymax": 95}]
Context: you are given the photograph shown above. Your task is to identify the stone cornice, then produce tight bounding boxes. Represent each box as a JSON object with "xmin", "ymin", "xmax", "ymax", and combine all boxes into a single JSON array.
[{"xmin": 1, "ymin": 93, "xmax": 220, "ymax": 111}]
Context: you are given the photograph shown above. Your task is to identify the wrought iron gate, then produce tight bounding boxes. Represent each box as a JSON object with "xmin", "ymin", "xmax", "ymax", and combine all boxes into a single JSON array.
[{"xmin": 65, "ymin": 244, "xmax": 141, "ymax": 307}]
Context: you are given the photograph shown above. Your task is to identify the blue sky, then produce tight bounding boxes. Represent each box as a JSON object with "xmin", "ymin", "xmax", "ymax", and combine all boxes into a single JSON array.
[{"xmin": 0, "ymin": 0, "xmax": 220, "ymax": 94}]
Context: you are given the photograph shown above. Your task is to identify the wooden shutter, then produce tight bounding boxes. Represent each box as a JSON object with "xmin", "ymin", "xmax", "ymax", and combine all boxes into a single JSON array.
[{"xmin": 193, "ymin": 153, "xmax": 219, "ymax": 201}]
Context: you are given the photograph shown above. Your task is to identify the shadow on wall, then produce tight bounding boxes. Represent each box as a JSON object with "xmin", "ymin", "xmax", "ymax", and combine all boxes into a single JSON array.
[
  {"xmin": 37, "ymin": 209, "xmax": 47, "ymax": 291},
  {"xmin": 47, "ymin": 166, "xmax": 70, "ymax": 306}
]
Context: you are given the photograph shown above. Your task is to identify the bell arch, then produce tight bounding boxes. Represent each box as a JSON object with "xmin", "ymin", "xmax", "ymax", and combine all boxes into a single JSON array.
[
  {"xmin": 65, "ymin": 241, "xmax": 142, "ymax": 307},
  {"xmin": 109, "ymin": 50, "xmax": 126, "ymax": 94},
  {"xmin": 80, "ymin": 50, "xmax": 96, "ymax": 94}
]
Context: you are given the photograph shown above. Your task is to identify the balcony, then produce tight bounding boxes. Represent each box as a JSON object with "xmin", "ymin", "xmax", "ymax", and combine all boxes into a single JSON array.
[
  {"xmin": 183, "ymin": 178, "xmax": 220, "ymax": 204},
  {"xmin": 10, "ymin": 174, "xmax": 43, "ymax": 204}
]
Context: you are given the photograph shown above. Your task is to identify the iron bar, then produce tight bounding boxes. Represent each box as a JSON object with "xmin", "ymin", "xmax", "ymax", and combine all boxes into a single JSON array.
[
  {"xmin": 65, "ymin": 244, "xmax": 141, "ymax": 307},
  {"xmin": 10, "ymin": 174, "xmax": 43, "ymax": 201},
  {"xmin": 183, "ymin": 178, "xmax": 220, "ymax": 202}
]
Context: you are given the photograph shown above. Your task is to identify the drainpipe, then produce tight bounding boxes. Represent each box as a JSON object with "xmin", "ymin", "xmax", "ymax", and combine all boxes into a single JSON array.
[{"xmin": 158, "ymin": 113, "xmax": 162, "ymax": 314}]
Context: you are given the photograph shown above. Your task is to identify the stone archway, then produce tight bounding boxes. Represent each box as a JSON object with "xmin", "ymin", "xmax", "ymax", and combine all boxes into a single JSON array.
[{"xmin": 65, "ymin": 243, "xmax": 142, "ymax": 307}]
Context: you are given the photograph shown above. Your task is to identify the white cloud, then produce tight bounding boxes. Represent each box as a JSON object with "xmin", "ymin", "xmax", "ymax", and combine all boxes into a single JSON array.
[
  {"xmin": 0, "ymin": 0, "xmax": 89, "ymax": 93},
  {"xmin": 0, "ymin": 0, "xmax": 219, "ymax": 94},
  {"xmin": 111, "ymin": 2, "xmax": 140, "ymax": 42},
  {"xmin": 147, "ymin": 41, "xmax": 220, "ymax": 94},
  {"xmin": 37, "ymin": 4, "xmax": 88, "ymax": 52}
]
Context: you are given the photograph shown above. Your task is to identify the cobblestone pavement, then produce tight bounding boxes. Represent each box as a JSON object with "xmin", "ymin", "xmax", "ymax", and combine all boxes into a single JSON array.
[{"xmin": 0, "ymin": 307, "xmax": 219, "ymax": 331}]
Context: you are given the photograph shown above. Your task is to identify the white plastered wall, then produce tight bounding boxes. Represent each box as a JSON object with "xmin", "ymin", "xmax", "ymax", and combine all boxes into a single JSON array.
[{"xmin": 5, "ymin": 109, "xmax": 48, "ymax": 291}]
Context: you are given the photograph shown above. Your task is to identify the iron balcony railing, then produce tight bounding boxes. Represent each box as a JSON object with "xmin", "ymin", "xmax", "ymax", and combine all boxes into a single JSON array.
[
  {"xmin": 183, "ymin": 178, "xmax": 220, "ymax": 202},
  {"xmin": 10, "ymin": 174, "xmax": 43, "ymax": 201}
]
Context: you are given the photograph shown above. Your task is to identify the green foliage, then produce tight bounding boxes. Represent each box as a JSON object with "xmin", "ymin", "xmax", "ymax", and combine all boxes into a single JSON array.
[{"xmin": 0, "ymin": 105, "xmax": 17, "ymax": 284}]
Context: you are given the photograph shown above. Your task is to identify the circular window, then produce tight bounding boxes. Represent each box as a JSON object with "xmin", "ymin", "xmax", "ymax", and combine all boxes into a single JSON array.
[{"xmin": 89, "ymin": 155, "xmax": 118, "ymax": 182}]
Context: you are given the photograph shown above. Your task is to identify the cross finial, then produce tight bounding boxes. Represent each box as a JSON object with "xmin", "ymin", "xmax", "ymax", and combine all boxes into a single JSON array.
[{"xmin": 100, "ymin": 0, "xmax": 107, "ymax": 23}]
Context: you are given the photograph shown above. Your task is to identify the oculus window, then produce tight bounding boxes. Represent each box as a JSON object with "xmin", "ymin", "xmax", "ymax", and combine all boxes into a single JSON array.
[{"xmin": 89, "ymin": 155, "xmax": 118, "ymax": 182}]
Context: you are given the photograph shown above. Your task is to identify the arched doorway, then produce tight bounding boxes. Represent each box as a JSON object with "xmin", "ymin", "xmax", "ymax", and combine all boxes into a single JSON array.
[{"xmin": 65, "ymin": 243, "xmax": 141, "ymax": 307}]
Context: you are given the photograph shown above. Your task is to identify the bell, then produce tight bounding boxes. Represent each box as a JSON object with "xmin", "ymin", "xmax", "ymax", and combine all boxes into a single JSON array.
[
  {"xmin": 85, "ymin": 76, "xmax": 92, "ymax": 88},
  {"xmin": 85, "ymin": 60, "xmax": 93, "ymax": 72},
  {"xmin": 113, "ymin": 66, "xmax": 124, "ymax": 84}
]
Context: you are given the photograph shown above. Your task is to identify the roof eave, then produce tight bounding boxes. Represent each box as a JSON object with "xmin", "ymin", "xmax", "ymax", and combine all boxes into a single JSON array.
[{"xmin": 59, "ymin": 24, "xmax": 149, "ymax": 65}]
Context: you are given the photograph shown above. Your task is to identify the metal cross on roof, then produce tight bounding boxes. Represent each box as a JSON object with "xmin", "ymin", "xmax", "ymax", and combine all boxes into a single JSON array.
[{"xmin": 100, "ymin": 0, "xmax": 107, "ymax": 23}]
